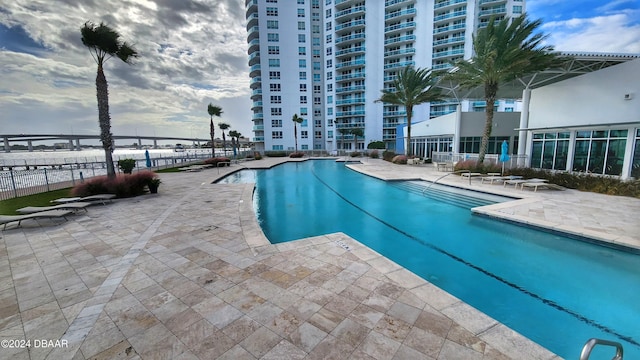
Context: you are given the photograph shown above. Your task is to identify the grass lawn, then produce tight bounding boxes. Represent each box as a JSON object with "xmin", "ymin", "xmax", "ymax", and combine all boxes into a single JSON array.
[{"xmin": 0, "ymin": 188, "xmax": 73, "ymax": 215}]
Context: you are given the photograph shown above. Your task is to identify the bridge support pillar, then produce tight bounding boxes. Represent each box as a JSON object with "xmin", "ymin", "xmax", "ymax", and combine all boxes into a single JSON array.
[
  {"xmin": 68, "ymin": 139, "xmax": 74, "ymax": 151},
  {"xmin": 138, "ymin": 138, "xmax": 142, "ymax": 148},
  {"xmin": 28, "ymin": 140, "xmax": 33, "ymax": 152},
  {"xmin": 153, "ymin": 140, "xmax": 158, "ymax": 149},
  {"xmin": 75, "ymin": 139, "xmax": 81, "ymax": 151},
  {"xmin": 3, "ymin": 136, "xmax": 10, "ymax": 152}
]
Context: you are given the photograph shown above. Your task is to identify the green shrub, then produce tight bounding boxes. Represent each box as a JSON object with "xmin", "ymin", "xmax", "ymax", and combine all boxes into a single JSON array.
[
  {"xmin": 254, "ymin": 152, "xmax": 263, "ymax": 160},
  {"xmin": 264, "ymin": 151, "xmax": 287, "ymax": 157},
  {"xmin": 382, "ymin": 150, "xmax": 396, "ymax": 162},
  {"xmin": 71, "ymin": 171, "xmax": 157, "ymax": 198},
  {"xmin": 350, "ymin": 152, "xmax": 361, "ymax": 157},
  {"xmin": 367, "ymin": 141, "xmax": 386, "ymax": 149},
  {"xmin": 117, "ymin": 158, "xmax": 136, "ymax": 174},
  {"xmin": 369, "ymin": 150, "xmax": 379, "ymax": 159},
  {"xmin": 454, "ymin": 160, "xmax": 502, "ymax": 174},
  {"xmin": 203, "ymin": 157, "xmax": 231, "ymax": 166},
  {"xmin": 289, "ymin": 152, "xmax": 305, "ymax": 158},
  {"xmin": 392, "ymin": 155, "xmax": 407, "ymax": 164}
]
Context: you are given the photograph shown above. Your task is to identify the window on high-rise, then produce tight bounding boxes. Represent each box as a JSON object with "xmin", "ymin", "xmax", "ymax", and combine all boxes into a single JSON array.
[
  {"xmin": 300, "ymin": 108, "xmax": 308, "ymax": 116},
  {"xmin": 513, "ymin": 6, "xmax": 523, "ymax": 14},
  {"xmin": 300, "ymin": 96, "xmax": 307, "ymax": 104},
  {"xmin": 314, "ymin": 85, "xmax": 321, "ymax": 92},
  {"xmin": 312, "ymin": 0, "xmax": 319, "ymax": 9},
  {"xmin": 326, "ymin": 22, "xmax": 332, "ymax": 31},
  {"xmin": 300, "ymin": 84, "xmax": 307, "ymax": 91},
  {"xmin": 272, "ymin": 131, "xmax": 283, "ymax": 139},
  {"xmin": 271, "ymin": 119, "xmax": 282, "ymax": 127},
  {"xmin": 268, "ymin": 59, "xmax": 280, "ymax": 67},
  {"xmin": 271, "ymin": 108, "xmax": 282, "ymax": 116},
  {"xmin": 270, "ymin": 83, "xmax": 281, "ymax": 91},
  {"xmin": 314, "ymin": 97, "xmax": 321, "ymax": 105},
  {"xmin": 313, "ymin": 74, "xmax": 321, "ymax": 81},
  {"xmin": 268, "ymin": 46, "xmax": 279, "ymax": 54},
  {"xmin": 299, "ymin": 47, "xmax": 306, "ymax": 55},
  {"xmin": 326, "ymin": 34, "xmax": 332, "ymax": 43},
  {"xmin": 299, "ymin": 72, "xmax": 307, "ymax": 80},
  {"xmin": 297, "ymin": 9, "xmax": 305, "ymax": 17},
  {"xmin": 313, "ymin": 37, "xmax": 320, "ymax": 46},
  {"xmin": 326, "ymin": 71, "xmax": 332, "ymax": 80},
  {"xmin": 270, "ymin": 95, "xmax": 281, "ymax": 104},
  {"xmin": 267, "ymin": 33, "xmax": 279, "ymax": 42},
  {"xmin": 325, "ymin": 9, "xmax": 331, "ymax": 18},
  {"xmin": 301, "ymin": 131, "xmax": 308, "ymax": 139},
  {"xmin": 297, "ymin": 0, "xmax": 304, "ymax": 4},
  {"xmin": 315, "ymin": 131, "xmax": 322, "ymax": 139},
  {"xmin": 269, "ymin": 71, "xmax": 280, "ymax": 79},
  {"xmin": 298, "ymin": 21, "xmax": 306, "ymax": 30},
  {"xmin": 299, "ymin": 59, "xmax": 307, "ymax": 68},
  {"xmin": 266, "ymin": 7, "xmax": 278, "ymax": 16},
  {"xmin": 267, "ymin": 20, "xmax": 279, "ymax": 29},
  {"xmin": 298, "ymin": 34, "xmax": 306, "ymax": 43}
]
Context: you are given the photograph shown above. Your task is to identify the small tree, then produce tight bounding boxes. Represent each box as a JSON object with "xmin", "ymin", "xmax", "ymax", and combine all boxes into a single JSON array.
[
  {"xmin": 350, "ymin": 128, "xmax": 364, "ymax": 153},
  {"xmin": 218, "ymin": 123, "xmax": 231, "ymax": 156},
  {"xmin": 229, "ymin": 130, "xmax": 242, "ymax": 156},
  {"xmin": 292, "ymin": 114, "xmax": 303, "ymax": 152},
  {"xmin": 207, "ymin": 104, "xmax": 222, "ymax": 157}
]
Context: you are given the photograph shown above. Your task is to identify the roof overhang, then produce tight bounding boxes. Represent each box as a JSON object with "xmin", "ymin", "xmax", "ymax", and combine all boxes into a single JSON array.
[{"xmin": 438, "ymin": 52, "xmax": 640, "ymax": 100}]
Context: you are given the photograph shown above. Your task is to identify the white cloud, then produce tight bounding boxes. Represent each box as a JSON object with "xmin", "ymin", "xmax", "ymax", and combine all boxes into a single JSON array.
[{"xmin": 542, "ymin": 12, "xmax": 640, "ymax": 53}]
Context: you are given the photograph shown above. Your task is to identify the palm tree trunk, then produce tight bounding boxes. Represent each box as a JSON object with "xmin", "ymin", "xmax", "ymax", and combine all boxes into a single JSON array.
[
  {"xmin": 406, "ymin": 106, "xmax": 413, "ymax": 157},
  {"xmin": 96, "ymin": 64, "xmax": 116, "ymax": 178},
  {"xmin": 222, "ymin": 133, "xmax": 227, "ymax": 156},
  {"xmin": 478, "ymin": 83, "xmax": 498, "ymax": 164},
  {"xmin": 294, "ymin": 123, "xmax": 298, "ymax": 152},
  {"xmin": 210, "ymin": 118, "xmax": 215, "ymax": 157}
]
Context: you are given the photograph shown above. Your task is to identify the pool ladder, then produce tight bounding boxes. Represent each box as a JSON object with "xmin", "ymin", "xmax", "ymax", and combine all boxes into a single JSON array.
[{"xmin": 580, "ymin": 338, "xmax": 623, "ymax": 360}]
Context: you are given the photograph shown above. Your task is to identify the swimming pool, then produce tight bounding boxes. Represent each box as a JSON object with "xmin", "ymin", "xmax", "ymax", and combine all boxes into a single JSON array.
[{"xmin": 218, "ymin": 160, "xmax": 640, "ymax": 359}]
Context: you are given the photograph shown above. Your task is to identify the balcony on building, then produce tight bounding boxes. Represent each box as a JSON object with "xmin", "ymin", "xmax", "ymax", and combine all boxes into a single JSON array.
[
  {"xmin": 384, "ymin": 0, "xmax": 414, "ymax": 11},
  {"xmin": 383, "ymin": 60, "xmax": 415, "ymax": 70},
  {"xmin": 336, "ymin": 97, "xmax": 365, "ymax": 105},
  {"xmin": 433, "ymin": 23, "xmax": 466, "ymax": 35},
  {"xmin": 247, "ymin": 26, "xmax": 260, "ymax": 41},
  {"xmin": 246, "ymin": 13, "xmax": 258, "ymax": 28},
  {"xmin": 251, "ymin": 89, "xmax": 262, "ymax": 99},
  {"xmin": 248, "ymin": 52, "xmax": 260, "ymax": 66},
  {"xmin": 335, "ymin": 19, "xmax": 366, "ymax": 33},
  {"xmin": 478, "ymin": 6, "xmax": 506, "ymax": 18},
  {"xmin": 252, "ymin": 124, "xmax": 264, "ymax": 131},
  {"xmin": 246, "ymin": 0, "xmax": 258, "ymax": 12},
  {"xmin": 434, "ymin": 0, "xmax": 467, "ymax": 10},
  {"xmin": 336, "ymin": 110, "xmax": 366, "ymax": 117},
  {"xmin": 335, "ymin": 6, "xmax": 366, "ymax": 21},
  {"xmin": 432, "ymin": 35, "xmax": 465, "ymax": 49},
  {"xmin": 251, "ymin": 101, "xmax": 263, "ymax": 110},
  {"xmin": 250, "ymin": 76, "xmax": 262, "ymax": 88},
  {"xmin": 335, "ymin": 59, "xmax": 366, "ymax": 70},
  {"xmin": 385, "ymin": 8, "xmax": 416, "ymax": 21},
  {"xmin": 384, "ymin": 21, "xmax": 416, "ymax": 35},
  {"xmin": 249, "ymin": 64, "xmax": 261, "ymax": 76},
  {"xmin": 252, "ymin": 113, "xmax": 264, "ymax": 120},
  {"xmin": 478, "ymin": 0, "xmax": 507, "ymax": 5},
  {"xmin": 335, "ymin": 0, "xmax": 358, "ymax": 10},
  {"xmin": 252, "ymin": 136, "xmax": 264, "ymax": 142},
  {"xmin": 335, "ymin": 71, "xmax": 365, "ymax": 82},
  {"xmin": 335, "ymin": 33, "xmax": 366, "ymax": 45},
  {"xmin": 384, "ymin": 34, "xmax": 416, "ymax": 45},
  {"xmin": 336, "ymin": 85, "xmax": 366, "ymax": 93},
  {"xmin": 383, "ymin": 110, "xmax": 407, "ymax": 117},
  {"xmin": 335, "ymin": 46, "xmax": 366, "ymax": 58},
  {"xmin": 383, "ymin": 47, "xmax": 415, "ymax": 59},
  {"xmin": 433, "ymin": 10, "xmax": 467, "ymax": 23},
  {"xmin": 247, "ymin": 38, "xmax": 260, "ymax": 53},
  {"xmin": 432, "ymin": 48, "xmax": 465, "ymax": 59}
]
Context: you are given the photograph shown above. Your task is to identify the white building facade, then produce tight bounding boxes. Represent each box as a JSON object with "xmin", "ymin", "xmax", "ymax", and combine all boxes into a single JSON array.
[{"xmin": 246, "ymin": 0, "xmax": 526, "ymax": 152}]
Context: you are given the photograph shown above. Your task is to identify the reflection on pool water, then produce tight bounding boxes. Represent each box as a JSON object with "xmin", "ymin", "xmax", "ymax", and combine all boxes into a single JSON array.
[{"xmin": 218, "ymin": 160, "xmax": 640, "ymax": 359}]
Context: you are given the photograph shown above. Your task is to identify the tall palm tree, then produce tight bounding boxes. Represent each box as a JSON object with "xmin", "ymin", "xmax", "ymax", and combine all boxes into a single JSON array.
[
  {"xmin": 377, "ymin": 66, "xmax": 443, "ymax": 157},
  {"xmin": 218, "ymin": 123, "xmax": 231, "ymax": 156},
  {"xmin": 81, "ymin": 21, "xmax": 137, "ymax": 178},
  {"xmin": 291, "ymin": 114, "xmax": 303, "ymax": 152},
  {"xmin": 448, "ymin": 14, "xmax": 562, "ymax": 163},
  {"xmin": 207, "ymin": 103, "xmax": 222, "ymax": 157}
]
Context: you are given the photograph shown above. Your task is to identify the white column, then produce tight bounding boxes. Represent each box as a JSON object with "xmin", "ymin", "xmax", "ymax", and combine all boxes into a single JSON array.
[
  {"xmin": 453, "ymin": 103, "xmax": 462, "ymax": 154},
  {"xmin": 517, "ymin": 88, "xmax": 531, "ymax": 166},
  {"xmin": 4, "ymin": 136, "xmax": 11, "ymax": 152}
]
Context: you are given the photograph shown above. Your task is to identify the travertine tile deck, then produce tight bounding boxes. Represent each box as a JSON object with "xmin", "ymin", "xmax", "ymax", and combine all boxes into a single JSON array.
[{"xmin": 1, "ymin": 157, "xmax": 637, "ymax": 359}]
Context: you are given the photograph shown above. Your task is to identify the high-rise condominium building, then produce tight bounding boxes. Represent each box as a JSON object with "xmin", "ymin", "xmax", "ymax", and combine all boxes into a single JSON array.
[{"xmin": 246, "ymin": 0, "xmax": 526, "ymax": 153}]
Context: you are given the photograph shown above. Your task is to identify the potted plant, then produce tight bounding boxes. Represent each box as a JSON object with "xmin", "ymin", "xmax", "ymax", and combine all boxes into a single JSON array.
[
  {"xmin": 118, "ymin": 158, "xmax": 136, "ymax": 174},
  {"xmin": 147, "ymin": 178, "xmax": 161, "ymax": 193}
]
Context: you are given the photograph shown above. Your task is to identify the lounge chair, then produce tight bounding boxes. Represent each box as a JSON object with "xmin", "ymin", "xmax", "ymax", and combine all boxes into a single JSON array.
[
  {"xmin": 51, "ymin": 194, "xmax": 116, "ymax": 205},
  {"xmin": 16, "ymin": 202, "xmax": 92, "ymax": 214},
  {"xmin": 0, "ymin": 209, "xmax": 73, "ymax": 230},
  {"xmin": 521, "ymin": 182, "xmax": 565, "ymax": 192},
  {"xmin": 481, "ymin": 176, "xmax": 507, "ymax": 185}
]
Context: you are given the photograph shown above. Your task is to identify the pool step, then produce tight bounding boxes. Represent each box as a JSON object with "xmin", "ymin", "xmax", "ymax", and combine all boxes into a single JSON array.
[{"xmin": 390, "ymin": 181, "xmax": 495, "ymax": 209}]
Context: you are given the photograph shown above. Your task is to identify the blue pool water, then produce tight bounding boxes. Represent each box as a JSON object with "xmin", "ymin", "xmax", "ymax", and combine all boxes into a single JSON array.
[{"xmin": 219, "ymin": 160, "xmax": 640, "ymax": 359}]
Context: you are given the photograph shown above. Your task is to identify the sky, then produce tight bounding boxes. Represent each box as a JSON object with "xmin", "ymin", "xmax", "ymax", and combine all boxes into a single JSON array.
[{"xmin": 0, "ymin": 0, "xmax": 639, "ymax": 146}]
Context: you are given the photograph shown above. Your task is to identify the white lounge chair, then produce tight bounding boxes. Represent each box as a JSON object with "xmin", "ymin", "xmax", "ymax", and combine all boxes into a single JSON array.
[
  {"xmin": 52, "ymin": 194, "xmax": 116, "ymax": 205},
  {"xmin": 521, "ymin": 182, "xmax": 565, "ymax": 192},
  {"xmin": 481, "ymin": 176, "xmax": 507, "ymax": 184},
  {"xmin": 16, "ymin": 202, "xmax": 93, "ymax": 214},
  {"xmin": 0, "ymin": 210, "xmax": 73, "ymax": 230}
]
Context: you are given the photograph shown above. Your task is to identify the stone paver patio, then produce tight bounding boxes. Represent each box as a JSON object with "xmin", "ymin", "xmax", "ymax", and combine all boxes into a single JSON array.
[{"xmin": 1, "ymin": 157, "xmax": 638, "ymax": 359}]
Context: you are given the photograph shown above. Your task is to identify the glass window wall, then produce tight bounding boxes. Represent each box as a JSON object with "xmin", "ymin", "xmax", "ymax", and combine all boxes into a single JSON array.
[{"xmin": 572, "ymin": 130, "xmax": 627, "ymax": 175}]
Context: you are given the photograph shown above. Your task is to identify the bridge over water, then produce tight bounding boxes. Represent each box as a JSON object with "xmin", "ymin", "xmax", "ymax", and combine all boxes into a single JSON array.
[{"xmin": 1, "ymin": 134, "xmax": 213, "ymax": 152}]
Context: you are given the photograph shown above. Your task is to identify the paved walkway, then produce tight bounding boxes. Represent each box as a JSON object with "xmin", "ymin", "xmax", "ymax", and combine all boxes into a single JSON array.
[{"xmin": 1, "ymin": 157, "xmax": 637, "ymax": 360}]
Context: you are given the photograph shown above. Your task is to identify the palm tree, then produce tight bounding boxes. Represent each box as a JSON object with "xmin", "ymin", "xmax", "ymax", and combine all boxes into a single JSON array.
[
  {"xmin": 291, "ymin": 114, "xmax": 304, "ymax": 152},
  {"xmin": 81, "ymin": 21, "xmax": 138, "ymax": 178},
  {"xmin": 229, "ymin": 130, "xmax": 242, "ymax": 156},
  {"xmin": 448, "ymin": 14, "xmax": 562, "ymax": 163},
  {"xmin": 218, "ymin": 123, "xmax": 231, "ymax": 156},
  {"xmin": 377, "ymin": 66, "xmax": 443, "ymax": 157},
  {"xmin": 350, "ymin": 128, "xmax": 364, "ymax": 153},
  {"xmin": 207, "ymin": 104, "xmax": 222, "ymax": 157}
]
